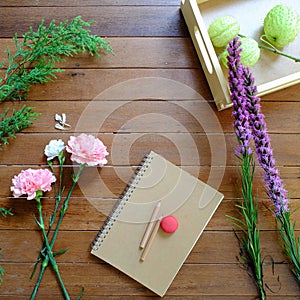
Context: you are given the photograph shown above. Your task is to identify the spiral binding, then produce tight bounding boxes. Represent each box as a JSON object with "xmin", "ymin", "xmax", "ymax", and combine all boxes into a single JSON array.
[{"xmin": 91, "ymin": 152, "xmax": 154, "ymax": 251}]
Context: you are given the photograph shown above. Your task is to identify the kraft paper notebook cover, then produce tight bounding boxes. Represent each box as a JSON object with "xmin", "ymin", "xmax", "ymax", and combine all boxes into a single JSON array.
[{"xmin": 91, "ymin": 151, "xmax": 224, "ymax": 297}]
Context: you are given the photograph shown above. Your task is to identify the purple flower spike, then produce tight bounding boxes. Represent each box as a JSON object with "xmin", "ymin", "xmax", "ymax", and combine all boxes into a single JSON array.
[
  {"xmin": 227, "ymin": 36, "xmax": 289, "ymax": 215},
  {"xmin": 227, "ymin": 36, "xmax": 299, "ymax": 286},
  {"xmin": 242, "ymin": 66, "xmax": 289, "ymax": 214},
  {"xmin": 227, "ymin": 37, "xmax": 252, "ymax": 157}
]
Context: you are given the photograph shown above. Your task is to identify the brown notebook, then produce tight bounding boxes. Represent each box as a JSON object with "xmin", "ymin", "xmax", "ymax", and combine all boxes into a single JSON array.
[{"xmin": 91, "ymin": 151, "xmax": 224, "ymax": 296}]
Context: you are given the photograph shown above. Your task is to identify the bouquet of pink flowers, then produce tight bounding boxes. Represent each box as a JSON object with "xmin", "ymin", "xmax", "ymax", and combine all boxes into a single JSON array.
[{"xmin": 10, "ymin": 133, "xmax": 109, "ymax": 299}]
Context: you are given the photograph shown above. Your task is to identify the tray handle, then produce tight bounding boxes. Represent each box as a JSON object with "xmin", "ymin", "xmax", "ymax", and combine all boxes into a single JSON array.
[{"xmin": 181, "ymin": 0, "xmax": 233, "ymax": 110}]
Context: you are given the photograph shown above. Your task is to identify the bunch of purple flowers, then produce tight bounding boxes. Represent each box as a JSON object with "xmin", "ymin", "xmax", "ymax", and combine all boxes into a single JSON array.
[
  {"xmin": 228, "ymin": 36, "xmax": 300, "ymax": 292},
  {"xmin": 229, "ymin": 37, "xmax": 289, "ymax": 215},
  {"xmin": 227, "ymin": 37, "xmax": 265, "ymax": 299}
]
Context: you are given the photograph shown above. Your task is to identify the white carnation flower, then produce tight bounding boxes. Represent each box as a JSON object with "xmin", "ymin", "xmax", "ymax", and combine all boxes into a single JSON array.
[{"xmin": 44, "ymin": 139, "xmax": 65, "ymax": 161}]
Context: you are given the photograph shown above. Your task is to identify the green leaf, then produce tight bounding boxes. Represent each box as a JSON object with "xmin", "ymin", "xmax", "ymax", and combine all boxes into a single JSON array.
[
  {"xmin": 77, "ymin": 287, "xmax": 85, "ymax": 300},
  {"xmin": 53, "ymin": 248, "xmax": 69, "ymax": 256},
  {"xmin": 0, "ymin": 207, "xmax": 13, "ymax": 217}
]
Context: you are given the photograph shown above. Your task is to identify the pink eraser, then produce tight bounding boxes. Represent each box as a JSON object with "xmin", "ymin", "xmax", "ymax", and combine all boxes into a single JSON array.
[{"xmin": 160, "ymin": 215, "xmax": 178, "ymax": 233}]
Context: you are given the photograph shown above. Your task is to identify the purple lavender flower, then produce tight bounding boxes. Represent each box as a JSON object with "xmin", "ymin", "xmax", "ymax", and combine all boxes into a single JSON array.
[
  {"xmin": 226, "ymin": 36, "xmax": 289, "ymax": 215},
  {"xmin": 242, "ymin": 66, "xmax": 289, "ymax": 214},
  {"xmin": 227, "ymin": 37, "xmax": 252, "ymax": 156},
  {"xmin": 227, "ymin": 36, "xmax": 299, "ymax": 286}
]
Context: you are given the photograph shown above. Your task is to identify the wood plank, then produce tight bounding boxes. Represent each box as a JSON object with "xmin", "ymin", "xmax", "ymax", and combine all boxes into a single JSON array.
[
  {"xmin": 0, "ymin": 162, "xmax": 298, "ymax": 200},
  {"xmin": 0, "ymin": 296, "xmax": 296, "ymax": 300},
  {"xmin": 25, "ymin": 69, "xmax": 210, "ymax": 101},
  {"xmin": 0, "ymin": 0, "xmax": 181, "ymax": 6},
  {"xmin": 0, "ymin": 297, "xmax": 296, "ymax": 300},
  {"xmin": 3, "ymin": 68, "xmax": 296, "ymax": 102},
  {"xmin": 1, "ymin": 67, "xmax": 298, "ymax": 102},
  {"xmin": 0, "ymin": 37, "xmax": 200, "ymax": 69},
  {"xmin": 0, "ymin": 230, "xmax": 293, "ymax": 264},
  {"xmin": 0, "ymin": 166, "xmax": 238, "ymax": 198},
  {"xmin": 1, "ymin": 100, "xmax": 223, "ymax": 135},
  {"xmin": 1, "ymin": 100, "xmax": 300, "ymax": 135},
  {"xmin": 0, "ymin": 263, "xmax": 298, "ymax": 297},
  {"xmin": 0, "ymin": 196, "xmax": 299, "ymax": 231},
  {"xmin": 0, "ymin": 133, "xmax": 298, "ymax": 167},
  {"xmin": 1, "ymin": 295, "xmax": 295, "ymax": 300},
  {"xmin": 0, "ymin": 7, "xmax": 189, "ymax": 38},
  {"xmin": 263, "ymin": 85, "xmax": 300, "ymax": 100},
  {"xmin": 0, "ymin": 160, "xmax": 297, "ymax": 199}
]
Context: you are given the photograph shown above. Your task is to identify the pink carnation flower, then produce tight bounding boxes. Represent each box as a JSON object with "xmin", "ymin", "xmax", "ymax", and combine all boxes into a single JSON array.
[
  {"xmin": 66, "ymin": 133, "xmax": 109, "ymax": 167},
  {"xmin": 11, "ymin": 168, "xmax": 56, "ymax": 200}
]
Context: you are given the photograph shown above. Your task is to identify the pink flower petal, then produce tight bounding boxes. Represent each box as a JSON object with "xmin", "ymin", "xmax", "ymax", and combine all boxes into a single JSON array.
[{"xmin": 66, "ymin": 133, "xmax": 109, "ymax": 166}]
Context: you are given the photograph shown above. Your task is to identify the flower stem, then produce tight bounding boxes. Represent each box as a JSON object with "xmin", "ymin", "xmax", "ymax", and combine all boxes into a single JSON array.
[
  {"xmin": 30, "ymin": 259, "xmax": 47, "ymax": 300},
  {"xmin": 50, "ymin": 164, "xmax": 85, "ymax": 246},
  {"xmin": 30, "ymin": 154, "xmax": 65, "ymax": 281},
  {"xmin": 49, "ymin": 152, "xmax": 65, "ymax": 230},
  {"xmin": 276, "ymin": 211, "xmax": 300, "ymax": 281},
  {"xmin": 258, "ymin": 35, "xmax": 300, "ymax": 62},
  {"xmin": 30, "ymin": 164, "xmax": 85, "ymax": 299},
  {"xmin": 230, "ymin": 155, "xmax": 266, "ymax": 299},
  {"xmin": 32, "ymin": 197, "xmax": 70, "ymax": 300}
]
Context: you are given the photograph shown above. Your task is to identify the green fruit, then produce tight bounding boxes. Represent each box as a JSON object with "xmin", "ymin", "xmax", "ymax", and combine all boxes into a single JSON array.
[
  {"xmin": 208, "ymin": 16, "xmax": 240, "ymax": 47},
  {"xmin": 264, "ymin": 5, "xmax": 300, "ymax": 48},
  {"xmin": 220, "ymin": 37, "xmax": 260, "ymax": 67}
]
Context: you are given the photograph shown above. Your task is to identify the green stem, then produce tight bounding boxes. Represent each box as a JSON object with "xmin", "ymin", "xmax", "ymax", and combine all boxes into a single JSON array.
[
  {"xmin": 276, "ymin": 211, "xmax": 300, "ymax": 281},
  {"xmin": 30, "ymin": 258, "xmax": 48, "ymax": 300},
  {"xmin": 30, "ymin": 164, "xmax": 85, "ymax": 299},
  {"xmin": 49, "ymin": 155, "xmax": 65, "ymax": 230},
  {"xmin": 33, "ymin": 197, "xmax": 70, "ymax": 300},
  {"xmin": 31, "ymin": 155, "xmax": 65, "ymax": 281},
  {"xmin": 258, "ymin": 42, "xmax": 300, "ymax": 62},
  {"xmin": 231, "ymin": 153, "xmax": 266, "ymax": 299},
  {"xmin": 243, "ymin": 155, "xmax": 265, "ymax": 299},
  {"xmin": 238, "ymin": 34, "xmax": 300, "ymax": 63},
  {"xmin": 50, "ymin": 164, "xmax": 85, "ymax": 247}
]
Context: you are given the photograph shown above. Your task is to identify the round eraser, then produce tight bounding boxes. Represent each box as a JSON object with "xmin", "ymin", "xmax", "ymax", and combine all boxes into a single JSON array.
[{"xmin": 160, "ymin": 215, "xmax": 178, "ymax": 234}]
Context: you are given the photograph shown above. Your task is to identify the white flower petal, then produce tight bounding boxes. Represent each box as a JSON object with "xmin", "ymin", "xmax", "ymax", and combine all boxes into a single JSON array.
[
  {"xmin": 55, "ymin": 114, "xmax": 62, "ymax": 122},
  {"xmin": 55, "ymin": 123, "xmax": 66, "ymax": 130},
  {"xmin": 44, "ymin": 139, "xmax": 65, "ymax": 160},
  {"xmin": 61, "ymin": 113, "xmax": 66, "ymax": 123}
]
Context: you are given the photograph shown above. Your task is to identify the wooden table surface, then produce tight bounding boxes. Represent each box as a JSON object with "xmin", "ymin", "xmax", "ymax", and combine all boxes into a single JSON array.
[{"xmin": 0, "ymin": 1, "xmax": 300, "ymax": 299}]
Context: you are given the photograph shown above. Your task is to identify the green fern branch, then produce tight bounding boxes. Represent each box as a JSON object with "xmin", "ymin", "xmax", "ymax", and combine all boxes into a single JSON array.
[
  {"xmin": 0, "ymin": 16, "xmax": 112, "ymax": 101},
  {"xmin": 0, "ymin": 16, "xmax": 112, "ymax": 150},
  {"xmin": 0, "ymin": 106, "xmax": 39, "ymax": 149}
]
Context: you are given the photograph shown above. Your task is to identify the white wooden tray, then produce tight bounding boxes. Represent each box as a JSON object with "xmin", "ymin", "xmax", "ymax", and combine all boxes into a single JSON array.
[{"xmin": 181, "ymin": 0, "xmax": 300, "ymax": 110}]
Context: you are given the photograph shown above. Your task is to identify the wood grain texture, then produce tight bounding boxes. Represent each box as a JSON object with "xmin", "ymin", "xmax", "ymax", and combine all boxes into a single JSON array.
[
  {"xmin": 0, "ymin": 0, "xmax": 181, "ymax": 6},
  {"xmin": 0, "ymin": 6, "xmax": 189, "ymax": 38},
  {"xmin": 0, "ymin": 263, "xmax": 299, "ymax": 298},
  {"xmin": 0, "ymin": 230, "xmax": 292, "ymax": 264},
  {"xmin": 0, "ymin": 133, "xmax": 299, "ymax": 167},
  {"xmin": 1, "ymin": 100, "xmax": 300, "ymax": 134},
  {"xmin": 0, "ymin": 37, "xmax": 201, "ymax": 69},
  {"xmin": 0, "ymin": 165, "xmax": 299, "ymax": 199},
  {"xmin": 0, "ymin": 0, "xmax": 300, "ymax": 299},
  {"xmin": 1, "ymin": 197, "xmax": 300, "ymax": 231}
]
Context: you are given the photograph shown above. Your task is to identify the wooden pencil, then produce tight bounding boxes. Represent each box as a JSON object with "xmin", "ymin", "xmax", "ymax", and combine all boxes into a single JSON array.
[
  {"xmin": 140, "ymin": 217, "xmax": 161, "ymax": 262},
  {"xmin": 139, "ymin": 201, "xmax": 161, "ymax": 249}
]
